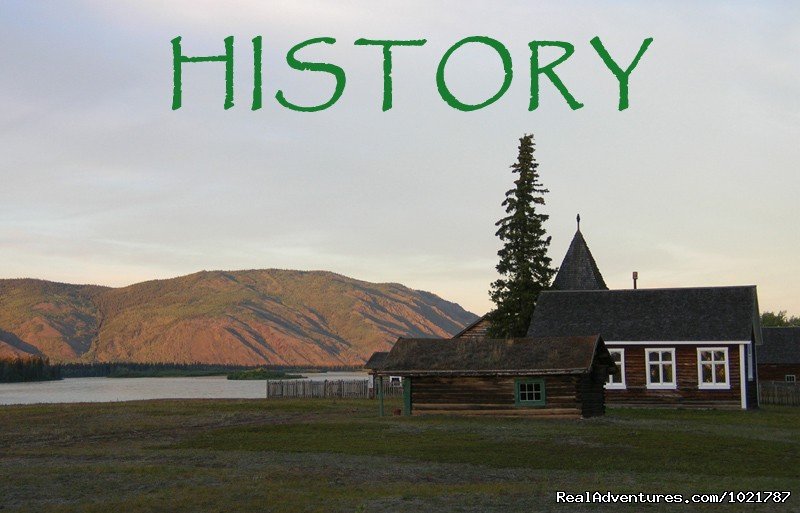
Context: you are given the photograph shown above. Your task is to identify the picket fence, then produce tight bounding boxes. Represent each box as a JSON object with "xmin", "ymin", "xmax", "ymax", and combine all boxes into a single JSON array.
[
  {"xmin": 265, "ymin": 379, "xmax": 403, "ymax": 399},
  {"xmin": 759, "ymin": 381, "xmax": 800, "ymax": 406}
]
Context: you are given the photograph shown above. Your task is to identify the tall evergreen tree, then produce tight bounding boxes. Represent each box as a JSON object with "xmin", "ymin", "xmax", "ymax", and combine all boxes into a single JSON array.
[{"xmin": 487, "ymin": 134, "xmax": 556, "ymax": 338}]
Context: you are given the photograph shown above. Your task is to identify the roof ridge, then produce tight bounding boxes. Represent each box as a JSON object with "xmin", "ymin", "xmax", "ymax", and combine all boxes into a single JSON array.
[{"xmin": 542, "ymin": 284, "xmax": 757, "ymax": 294}]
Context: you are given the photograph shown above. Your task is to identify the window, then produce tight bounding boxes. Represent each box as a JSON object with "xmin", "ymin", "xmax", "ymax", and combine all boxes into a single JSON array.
[
  {"xmin": 787, "ymin": 375, "xmax": 797, "ymax": 383},
  {"xmin": 515, "ymin": 379, "xmax": 545, "ymax": 407},
  {"xmin": 696, "ymin": 347, "xmax": 730, "ymax": 389},
  {"xmin": 605, "ymin": 349, "xmax": 626, "ymax": 389},
  {"xmin": 646, "ymin": 348, "xmax": 676, "ymax": 389}
]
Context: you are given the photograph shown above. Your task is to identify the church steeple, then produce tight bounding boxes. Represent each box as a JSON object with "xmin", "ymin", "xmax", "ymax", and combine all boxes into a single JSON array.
[{"xmin": 551, "ymin": 214, "xmax": 608, "ymax": 290}]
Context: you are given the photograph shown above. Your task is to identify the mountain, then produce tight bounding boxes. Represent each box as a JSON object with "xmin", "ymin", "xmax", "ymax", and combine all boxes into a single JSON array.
[{"xmin": 0, "ymin": 270, "xmax": 478, "ymax": 365}]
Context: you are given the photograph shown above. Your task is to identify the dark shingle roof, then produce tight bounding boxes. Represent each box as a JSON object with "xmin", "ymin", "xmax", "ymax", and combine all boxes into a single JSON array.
[
  {"xmin": 760, "ymin": 328, "xmax": 800, "ymax": 364},
  {"xmin": 364, "ymin": 351, "xmax": 388, "ymax": 369},
  {"xmin": 377, "ymin": 335, "xmax": 610, "ymax": 375},
  {"xmin": 528, "ymin": 286, "xmax": 759, "ymax": 342},
  {"xmin": 453, "ymin": 314, "xmax": 490, "ymax": 339},
  {"xmin": 552, "ymin": 227, "xmax": 608, "ymax": 291}
]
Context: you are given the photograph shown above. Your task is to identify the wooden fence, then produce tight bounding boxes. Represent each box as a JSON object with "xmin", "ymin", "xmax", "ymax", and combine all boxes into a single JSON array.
[
  {"xmin": 266, "ymin": 379, "xmax": 404, "ymax": 399},
  {"xmin": 759, "ymin": 381, "xmax": 800, "ymax": 406}
]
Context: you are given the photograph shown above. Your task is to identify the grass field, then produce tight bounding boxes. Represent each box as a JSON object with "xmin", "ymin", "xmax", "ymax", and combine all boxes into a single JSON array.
[{"xmin": 1, "ymin": 399, "xmax": 798, "ymax": 512}]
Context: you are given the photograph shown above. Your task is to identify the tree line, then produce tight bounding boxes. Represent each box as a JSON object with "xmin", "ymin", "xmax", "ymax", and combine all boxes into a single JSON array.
[
  {"xmin": 761, "ymin": 311, "xmax": 800, "ymax": 327},
  {"xmin": 0, "ymin": 356, "xmax": 62, "ymax": 383},
  {"xmin": 0, "ymin": 359, "xmax": 364, "ymax": 381},
  {"xmin": 60, "ymin": 362, "xmax": 362, "ymax": 378}
]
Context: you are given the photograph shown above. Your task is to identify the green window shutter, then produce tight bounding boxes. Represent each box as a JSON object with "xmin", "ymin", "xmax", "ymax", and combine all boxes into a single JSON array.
[{"xmin": 515, "ymin": 378, "xmax": 546, "ymax": 407}]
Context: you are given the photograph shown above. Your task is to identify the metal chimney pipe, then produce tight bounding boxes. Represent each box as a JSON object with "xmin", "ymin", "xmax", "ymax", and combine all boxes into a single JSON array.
[{"xmin": 632, "ymin": 271, "xmax": 638, "ymax": 289}]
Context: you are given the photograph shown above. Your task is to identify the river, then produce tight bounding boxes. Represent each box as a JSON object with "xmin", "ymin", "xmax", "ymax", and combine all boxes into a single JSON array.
[{"xmin": 0, "ymin": 372, "xmax": 370, "ymax": 405}]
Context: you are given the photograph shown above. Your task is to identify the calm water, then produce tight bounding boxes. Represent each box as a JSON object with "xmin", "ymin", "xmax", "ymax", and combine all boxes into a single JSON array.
[{"xmin": 0, "ymin": 372, "xmax": 369, "ymax": 405}]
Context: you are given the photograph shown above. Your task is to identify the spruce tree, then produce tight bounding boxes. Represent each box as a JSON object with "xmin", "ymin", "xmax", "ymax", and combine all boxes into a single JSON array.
[{"xmin": 487, "ymin": 134, "xmax": 555, "ymax": 338}]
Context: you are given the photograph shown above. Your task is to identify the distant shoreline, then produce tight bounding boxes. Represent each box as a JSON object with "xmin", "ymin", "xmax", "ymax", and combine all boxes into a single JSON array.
[{"xmin": 59, "ymin": 362, "xmax": 359, "ymax": 379}]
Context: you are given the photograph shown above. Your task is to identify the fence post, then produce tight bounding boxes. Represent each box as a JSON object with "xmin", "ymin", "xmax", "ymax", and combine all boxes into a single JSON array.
[{"xmin": 378, "ymin": 376, "xmax": 385, "ymax": 416}]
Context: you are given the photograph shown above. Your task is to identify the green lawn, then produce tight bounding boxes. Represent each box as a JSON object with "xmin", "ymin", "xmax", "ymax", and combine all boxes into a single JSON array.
[{"xmin": 0, "ymin": 400, "xmax": 798, "ymax": 512}]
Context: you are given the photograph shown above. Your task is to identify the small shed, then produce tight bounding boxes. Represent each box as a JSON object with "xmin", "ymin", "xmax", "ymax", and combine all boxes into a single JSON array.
[
  {"xmin": 364, "ymin": 351, "xmax": 388, "ymax": 371},
  {"xmin": 364, "ymin": 351, "xmax": 388, "ymax": 398},
  {"xmin": 373, "ymin": 335, "xmax": 615, "ymax": 419},
  {"xmin": 759, "ymin": 327, "xmax": 800, "ymax": 383}
]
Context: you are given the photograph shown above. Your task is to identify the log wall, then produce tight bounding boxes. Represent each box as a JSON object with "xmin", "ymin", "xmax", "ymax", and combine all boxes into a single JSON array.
[
  {"xmin": 454, "ymin": 318, "xmax": 491, "ymax": 340},
  {"xmin": 758, "ymin": 364, "xmax": 800, "ymax": 382},
  {"xmin": 605, "ymin": 344, "xmax": 747, "ymax": 408},
  {"xmin": 409, "ymin": 375, "xmax": 600, "ymax": 418}
]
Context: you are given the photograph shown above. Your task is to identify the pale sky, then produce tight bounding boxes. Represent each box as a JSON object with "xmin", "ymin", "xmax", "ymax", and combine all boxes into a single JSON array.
[{"xmin": 1, "ymin": 1, "xmax": 798, "ymax": 316}]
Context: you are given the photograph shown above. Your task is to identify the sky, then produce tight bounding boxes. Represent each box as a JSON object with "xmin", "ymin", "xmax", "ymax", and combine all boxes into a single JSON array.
[{"xmin": 0, "ymin": 1, "xmax": 798, "ymax": 316}]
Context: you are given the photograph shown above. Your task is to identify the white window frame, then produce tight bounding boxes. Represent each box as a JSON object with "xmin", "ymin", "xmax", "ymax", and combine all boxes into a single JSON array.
[
  {"xmin": 605, "ymin": 348, "xmax": 626, "ymax": 389},
  {"xmin": 786, "ymin": 375, "xmax": 797, "ymax": 383},
  {"xmin": 696, "ymin": 347, "xmax": 730, "ymax": 390},
  {"xmin": 645, "ymin": 348, "xmax": 677, "ymax": 390}
]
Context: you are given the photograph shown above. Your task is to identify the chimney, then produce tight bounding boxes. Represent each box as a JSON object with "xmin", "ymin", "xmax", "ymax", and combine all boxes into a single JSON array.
[{"xmin": 632, "ymin": 271, "xmax": 638, "ymax": 289}]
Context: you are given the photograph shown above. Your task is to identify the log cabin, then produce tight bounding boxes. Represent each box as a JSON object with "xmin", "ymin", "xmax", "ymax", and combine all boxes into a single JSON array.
[
  {"xmin": 541, "ymin": 217, "xmax": 762, "ymax": 409},
  {"xmin": 369, "ymin": 335, "xmax": 616, "ymax": 418},
  {"xmin": 758, "ymin": 327, "xmax": 800, "ymax": 383},
  {"xmin": 527, "ymin": 286, "xmax": 762, "ymax": 409}
]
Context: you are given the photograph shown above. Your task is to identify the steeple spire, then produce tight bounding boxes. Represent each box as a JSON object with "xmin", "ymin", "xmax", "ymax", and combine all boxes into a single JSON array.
[{"xmin": 552, "ymin": 216, "xmax": 608, "ymax": 291}]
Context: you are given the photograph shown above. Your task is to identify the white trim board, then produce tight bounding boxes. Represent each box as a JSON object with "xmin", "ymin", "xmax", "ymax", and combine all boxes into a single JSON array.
[
  {"xmin": 739, "ymin": 343, "xmax": 747, "ymax": 410},
  {"xmin": 605, "ymin": 340, "xmax": 751, "ymax": 346},
  {"xmin": 605, "ymin": 348, "xmax": 626, "ymax": 390}
]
